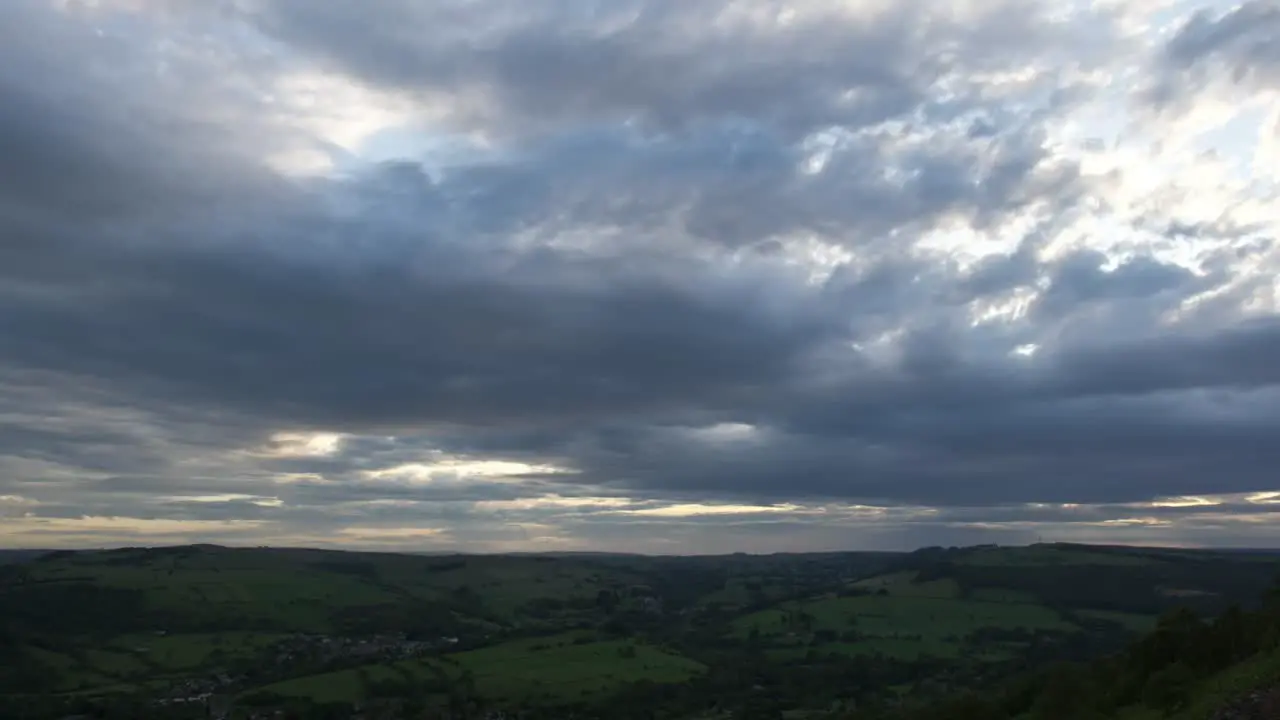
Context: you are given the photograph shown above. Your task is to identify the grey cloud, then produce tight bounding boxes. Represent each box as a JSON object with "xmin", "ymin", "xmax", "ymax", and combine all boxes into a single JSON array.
[
  {"xmin": 0, "ymin": 60, "xmax": 1078, "ymax": 436},
  {"xmin": 541, "ymin": 317, "xmax": 1280, "ymax": 506},
  {"xmin": 1050, "ymin": 319, "xmax": 1280, "ymax": 396},
  {"xmin": 346, "ymin": 117, "xmax": 1077, "ymax": 252},
  {"xmin": 245, "ymin": 0, "xmax": 1065, "ymax": 140},
  {"xmin": 1, "ymin": 228, "xmax": 840, "ymax": 430},
  {"xmin": 1151, "ymin": 1, "xmax": 1280, "ymax": 104},
  {"xmin": 1165, "ymin": 1, "xmax": 1280, "ymax": 81},
  {"xmin": 0, "ymin": 2, "xmax": 287, "ymax": 227},
  {"xmin": 1032, "ymin": 250, "xmax": 1202, "ymax": 322},
  {"xmin": 0, "ymin": 0, "xmax": 1277, "ymax": 551},
  {"xmin": 551, "ymin": 416, "xmax": 1279, "ymax": 507}
]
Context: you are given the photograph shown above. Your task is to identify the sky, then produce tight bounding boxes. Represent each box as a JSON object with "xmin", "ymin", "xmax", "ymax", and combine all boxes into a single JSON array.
[{"xmin": 1, "ymin": 0, "xmax": 1280, "ymax": 554}]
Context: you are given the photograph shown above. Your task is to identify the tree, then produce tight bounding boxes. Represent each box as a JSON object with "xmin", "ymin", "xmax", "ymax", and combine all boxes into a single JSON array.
[
  {"xmin": 1141, "ymin": 662, "xmax": 1195, "ymax": 716},
  {"xmin": 931, "ymin": 693, "xmax": 999, "ymax": 720},
  {"xmin": 1031, "ymin": 662, "xmax": 1093, "ymax": 720},
  {"xmin": 796, "ymin": 610, "xmax": 814, "ymax": 631},
  {"xmin": 736, "ymin": 693, "xmax": 784, "ymax": 720},
  {"xmin": 596, "ymin": 588, "xmax": 619, "ymax": 614},
  {"xmin": 1206, "ymin": 605, "xmax": 1250, "ymax": 670}
]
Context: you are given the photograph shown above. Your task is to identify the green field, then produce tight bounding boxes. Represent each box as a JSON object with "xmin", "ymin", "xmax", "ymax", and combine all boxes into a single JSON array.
[
  {"xmin": 260, "ymin": 660, "xmax": 442, "ymax": 704},
  {"xmin": 105, "ymin": 631, "xmax": 290, "ymax": 670},
  {"xmin": 695, "ymin": 575, "xmax": 794, "ymax": 608},
  {"xmin": 23, "ymin": 649, "xmax": 116, "ymax": 693},
  {"xmin": 851, "ymin": 571, "xmax": 961, "ymax": 598},
  {"xmin": 444, "ymin": 634, "xmax": 706, "ymax": 701},
  {"xmin": 733, "ymin": 591, "xmax": 1076, "ymax": 637},
  {"xmin": 14, "ymin": 634, "xmax": 285, "ymax": 695},
  {"xmin": 257, "ymin": 634, "xmax": 705, "ymax": 705},
  {"xmin": 1075, "ymin": 609, "xmax": 1159, "ymax": 633},
  {"xmin": 733, "ymin": 592, "xmax": 1074, "ymax": 659}
]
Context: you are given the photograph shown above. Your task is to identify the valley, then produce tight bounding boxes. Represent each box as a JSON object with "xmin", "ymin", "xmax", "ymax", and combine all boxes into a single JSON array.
[{"xmin": 2, "ymin": 543, "xmax": 1278, "ymax": 718}]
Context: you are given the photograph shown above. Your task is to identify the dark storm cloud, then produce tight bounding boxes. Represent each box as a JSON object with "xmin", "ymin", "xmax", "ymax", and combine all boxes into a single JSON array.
[
  {"xmin": 0, "ymin": 215, "xmax": 840, "ymax": 429},
  {"xmin": 544, "ymin": 399, "xmax": 1280, "ymax": 507},
  {"xmin": 529, "ymin": 310, "xmax": 1280, "ymax": 506},
  {"xmin": 1031, "ymin": 250, "xmax": 1203, "ymax": 322},
  {"xmin": 0, "ymin": 0, "xmax": 1277, "ymax": 550}
]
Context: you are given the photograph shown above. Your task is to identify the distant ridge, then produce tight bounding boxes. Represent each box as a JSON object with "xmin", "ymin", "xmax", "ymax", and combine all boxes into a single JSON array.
[{"xmin": 6, "ymin": 541, "xmax": 1280, "ymax": 557}]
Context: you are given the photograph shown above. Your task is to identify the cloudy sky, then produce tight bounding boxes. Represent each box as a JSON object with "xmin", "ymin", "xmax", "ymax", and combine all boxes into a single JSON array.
[{"xmin": 2, "ymin": 0, "xmax": 1279, "ymax": 554}]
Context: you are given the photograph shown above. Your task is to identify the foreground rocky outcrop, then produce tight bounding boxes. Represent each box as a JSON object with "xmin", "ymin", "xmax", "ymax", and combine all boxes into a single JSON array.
[{"xmin": 1211, "ymin": 687, "xmax": 1280, "ymax": 720}]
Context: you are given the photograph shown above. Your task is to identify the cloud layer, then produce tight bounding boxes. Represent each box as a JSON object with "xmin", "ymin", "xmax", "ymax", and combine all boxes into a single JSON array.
[{"xmin": 1, "ymin": 0, "xmax": 1279, "ymax": 552}]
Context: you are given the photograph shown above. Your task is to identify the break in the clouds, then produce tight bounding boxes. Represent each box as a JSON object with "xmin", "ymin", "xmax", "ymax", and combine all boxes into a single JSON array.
[{"xmin": 2, "ymin": 0, "xmax": 1279, "ymax": 552}]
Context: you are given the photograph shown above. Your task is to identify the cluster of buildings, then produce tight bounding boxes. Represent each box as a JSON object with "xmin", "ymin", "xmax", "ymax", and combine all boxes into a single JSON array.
[
  {"xmin": 267, "ymin": 632, "xmax": 457, "ymax": 665},
  {"xmin": 141, "ymin": 632, "xmax": 464, "ymax": 716}
]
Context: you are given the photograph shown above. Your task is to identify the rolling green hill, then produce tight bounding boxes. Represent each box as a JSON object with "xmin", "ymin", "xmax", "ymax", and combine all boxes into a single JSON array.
[
  {"xmin": 0, "ymin": 542, "xmax": 1276, "ymax": 719},
  {"xmin": 900, "ymin": 580, "xmax": 1280, "ymax": 720}
]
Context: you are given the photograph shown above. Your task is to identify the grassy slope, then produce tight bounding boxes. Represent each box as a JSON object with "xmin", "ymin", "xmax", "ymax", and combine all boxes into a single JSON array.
[
  {"xmin": 260, "ymin": 661, "xmax": 436, "ymax": 704},
  {"xmin": 734, "ymin": 594, "xmax": 1074, "ymax": 659},
  {"xmin": 4, "ymin": 543, "xmax": 1276, "ymax": 709},
  {"xmin": 3, "ymin": 547, "xmax": 651, "ymax": 699},
  {"xmin": 17, "ymin": 546, "xmax": 637, "ymax": 631},
  {"xmin": 444, "ymin": 633, "xmax": 705, "ymax": 702},
  {"xmin": 1115, "ymin": 647, "xmax": 1280, "ymax": 720},
  {"xmin": 735, "ymin": 568, "xmax": 1077, "ymax": 660},
  {"xmin": 1075, "ymin": 610, "xmax": 1159, "ymax": 634},
  {"xmin": 109, "ymin": 631, "xmax": 291, "ymax": 670}
]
